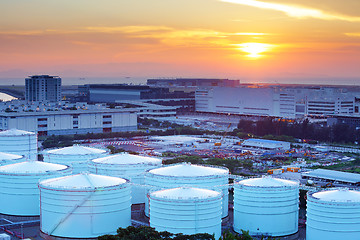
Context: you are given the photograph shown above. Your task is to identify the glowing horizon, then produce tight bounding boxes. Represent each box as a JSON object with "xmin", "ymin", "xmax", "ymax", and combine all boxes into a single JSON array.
[{"xmin": 0, "ymin": 0, "xmax": 359, "ymax": 84}]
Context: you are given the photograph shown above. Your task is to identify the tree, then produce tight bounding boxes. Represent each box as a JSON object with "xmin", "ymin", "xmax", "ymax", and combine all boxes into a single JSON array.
[{"xmin": 99, "ymin": 226, "xmax": 215, "ymax": 240}]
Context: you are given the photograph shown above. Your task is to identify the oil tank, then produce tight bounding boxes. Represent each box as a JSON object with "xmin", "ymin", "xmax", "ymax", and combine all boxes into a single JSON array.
[
  {"xmin": 0, "ymin": 129, "xmax": 37, "ymax": 160},
  {"xmin": 306, "ymin": 188, "xmax": 360, "ymax": 240},
  {"xmin": 150, "ymin": 187, "xmax": 222, "ymax": 239},
  {"xmin": 39, "ymin": 173, "xmax": 131, "ymax": 238},
  {"xmin": 145, "ymin": 163, "xmax": 229, "ymax": 217},
  {"xmin": 89, "ymin": 153, "xmax": 162, "ymax": 204},
  {"xmin": 0, "ymin": 151, "xmax": 25, "ymax": 166},
  {"xmin": 0, "ymin": 161, "xmax": 71, "ymax": 216},
  {"xmin": 43, "ymin": 145, "xmax": 108, "ymax": 173},
  {"xmin": 233, "ymin": 176, "xmax": 299, "ymax": 237}
]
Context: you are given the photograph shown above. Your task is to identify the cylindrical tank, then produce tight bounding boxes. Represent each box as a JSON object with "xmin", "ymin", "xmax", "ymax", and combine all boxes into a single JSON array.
[
  {"xmin": 0, "ymin": 151, "xmax": 25, "ymax": 166},
  {"xmin": 39, "ymin": 173, "xmax": 131, "ymax": 238},
  {"xmin": 43, "ymin": 145, "xmax": 108, "ymax": 174},
  {"xmin": 89, "ymin": 153, "xmax": 162, "ymax": 204},
  {"xmin": 0, "ymin": 161, "xmax": 71, "ymax": 216},
  {"xmin": 306, "ymin": 188, "xmax": 360, "ymax": 240},
  {"xmin": 145, "ymin": 163, "xmax": 229, "ymax": 217},
  {"xmin": 150, "ymin": 187, "xmax": 222, "ymax": 239},
  {"xmin": 0, "ymin": 129, "xmax": 37, "ymax": 160},
  {"xmin": 233, "ymin": 176, "xmax": 299, "ymax": 237}
]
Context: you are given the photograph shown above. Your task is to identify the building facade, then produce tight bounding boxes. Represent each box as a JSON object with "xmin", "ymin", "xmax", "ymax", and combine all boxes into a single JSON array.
[
  {"xmin": 25, "ymin": 75, "xmax": 62, "ymax": 102},
  {"xmin": 195, "ymin": 86, "xmax": 355, "ymax": 118},
  {"xmin": 0, "ymin": 109, "xmax": 137, "ymax": 136}
]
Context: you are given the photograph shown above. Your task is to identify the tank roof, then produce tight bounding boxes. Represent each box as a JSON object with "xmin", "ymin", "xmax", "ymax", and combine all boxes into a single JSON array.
[
  {"xmin": 312, "ymin": 189, "xmax": 360, "ymax": 202},
  {"xmin": 148, "ymin": 163, "xmax": 228, "ymax": 177},
  {"xmin": 92, "ymin": 153, "xmax": 162, "ymax": 165},
  {"xmin": 0, "ymin": 161, "xmax": 68, "ymax": 174},
  {"xmin": 46, "ymin": 145, "xmax": 106, "ymax": 155},
  {"xmin": 151, "ymin": 187, "xmax": 221, "ymax": 200},
  {"xmin": 39, "ymin": 173, "xmax": 127, "ymax": 189},
  {"xmin": 238, "ymin": 176, "xmax": 299, "ymax": 188},
  {"xmin": 0, "ymin": 151, "xmax": 23, "ymax": 160},
  {"xmin": 0, "ymin": 129, "xmax": 35, "ymax": 136}
]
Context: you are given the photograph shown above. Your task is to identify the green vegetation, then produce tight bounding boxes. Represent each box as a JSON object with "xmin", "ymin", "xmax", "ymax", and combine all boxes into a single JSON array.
[
  {"xmin": 42, "ymin": 135, "xmax": 74, "ymax": 149},
  {"xmin": 162, "ymin": 155, "xmax": 253, "ymax": 175},
  {"xmin": 311, "ymin": 158, "xmax": 360, "ymax": 173},
  {"xmin": 106, "ymin": 145, "xmax": 139, "ymax": 155},
  {"xmin": 98, "ymin": 226, "xmax": 214, "ymax": 240},
  {"xmin": 235, "ymin": 118, "xmax": 360, "ymax": 144},
  {"xmin": 98, "ymin": 227, "xmax": 279, "ymax": 240}
]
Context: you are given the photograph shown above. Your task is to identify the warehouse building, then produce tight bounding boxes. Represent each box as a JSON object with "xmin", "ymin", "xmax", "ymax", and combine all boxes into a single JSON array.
[
  {"xmin": 302, "ymin": 169, "xmax": 360, "ymax": 186},
  {"xmin": 196, "ymin": 86, "xmax": 355, "ymax": 118},
  {"xmin": 0, "ymin": 106, "xmax": 137, "ymax": 136},
  {"xmin": 241, "ymin": 138, "xmax": 291, "ymax": 150}
]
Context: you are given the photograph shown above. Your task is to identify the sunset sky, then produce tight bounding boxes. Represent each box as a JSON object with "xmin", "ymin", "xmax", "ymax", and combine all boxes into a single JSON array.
[{"xmin": 1, "ymin": 0, "xmax": 360, "ymax": 84}]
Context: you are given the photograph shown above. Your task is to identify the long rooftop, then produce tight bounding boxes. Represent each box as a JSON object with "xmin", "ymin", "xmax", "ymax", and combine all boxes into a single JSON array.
[{"xmin": 302, "ymin": 169, "xmax": 360, "ymax": 184}]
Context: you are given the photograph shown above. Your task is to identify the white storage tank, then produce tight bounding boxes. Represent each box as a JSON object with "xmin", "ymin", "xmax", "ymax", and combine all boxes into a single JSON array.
[
  {"xmin": 0, "ymin": 151, "xmax": 25, "ymax": 166},
  {"xmin": 43, "ymin": 145, "xmax": 108, "ymax": 173},
  {"xmin": 39, "ymin": 173, "xmax": 131, "ymax": 238},
  {"xmin": 150, "ymin": 187, "xmax": 222, "ymax": 239},
  {"xmin": 0, "ymin": 161, "xmax": 71, "ymax": 216},
  {"xmin": 233, "ymin": 176, "xmax": 299, "ymax": 237},
  {"xmin": 307, "ymin": 188, "xmax": 360, "ymax": 240},
  {"xmin": 0, "ymin": 129, "xmax": 37, "ymax": 160},
  {"xmin": 145, "ymin": 163, "xmax": 229, "ymax": 217},
  {"xmin": 89, "ymin": 153, "xmax": 162, "ymax": 204}
]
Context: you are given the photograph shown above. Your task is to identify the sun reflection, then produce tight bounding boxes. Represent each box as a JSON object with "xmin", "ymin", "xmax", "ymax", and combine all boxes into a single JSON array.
[{"xmin": 237, "ymin": 43, "xmax": 273, "ymax": 58}]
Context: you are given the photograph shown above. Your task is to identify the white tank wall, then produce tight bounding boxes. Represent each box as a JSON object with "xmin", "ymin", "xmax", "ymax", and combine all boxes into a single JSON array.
[
  {"xmin": 233, "ymin": 180, "xmax": 299, "ymax": 236},
  {"xmin": 145, "ymin": 170, "xmax": 228, "ymax": 217},
  {"xmin": 39, "ymin": 179, "xmax": 131, "ymax": 238},
  {"xmin": 306, "ymin": 190, "xmax": 360, "ymax": 240},
  {"xmin": 89, "ymin": 161, "xmax": 161, "ymax": 204},
  {"xmin": 149, "ymin": 189, "xmax": 222, "ymax": 239},
  {"xmin": 44, "ymin": 153, "xmax": 107, "ymax": 174},
  {"xmin": 0, "ymin": 133, "xmax": 37, "ymax": 160},
  {"xmin": 0, "ymin": 166, "xmax": 71, "ymax": 216}
]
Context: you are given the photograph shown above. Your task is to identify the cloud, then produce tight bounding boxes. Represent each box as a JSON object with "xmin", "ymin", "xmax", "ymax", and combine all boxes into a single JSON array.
[
  {"xmin": 345, "ymin": 33, "xmax": 360, "ymax": 37},
  {"xmin": 220, "ymin": 0, "xmax": 360, "ymax": 22}
]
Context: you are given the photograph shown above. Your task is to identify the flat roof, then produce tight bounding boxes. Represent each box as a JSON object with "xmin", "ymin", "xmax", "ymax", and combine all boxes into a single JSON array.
[
  {"xmin": 243, "ymin": 138, "xmax": 288, "ymax": 144},
  {"xmin": 302, "ymin": 169, "xmax": 360, "ymax": 183},
  {"xmin": 0, "ymin": 108, "xmax": 137, "ymax": 117}
]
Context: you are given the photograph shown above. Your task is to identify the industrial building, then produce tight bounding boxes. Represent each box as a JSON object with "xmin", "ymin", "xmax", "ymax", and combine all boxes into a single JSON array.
[
  {"xmin": 196, "ymin": 85, "xmax": 355, "ymax": 118},
  {"xmin": 25, "ymin": 75, "xmax": 61, "ymax": 102},
  {"xmin": 147, "ymin": 78, "xmax": 240, "ymax": 88},
  {"xmin": 77, "ymin": 84, "xmax": 194, "ymax": 114},
  {"xmin": 302, "ymin": 169, "xmax": 360, "ymax": 186},
  {"xmin": 115, "ymin": 100, "xmax": 178, "ymax": 118},
  {"xmin": 241, "ymin": 138, "xmax": 291, "ymax": 150},
  {"xmin": 0, "ymin": 107, "xmax": 137, "ymax": 136}
]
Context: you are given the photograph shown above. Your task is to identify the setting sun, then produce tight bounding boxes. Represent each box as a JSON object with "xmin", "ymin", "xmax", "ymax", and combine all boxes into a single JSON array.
[{"xmin": 238, "ymin": 43, "xmax": 273, "ymax": 58}]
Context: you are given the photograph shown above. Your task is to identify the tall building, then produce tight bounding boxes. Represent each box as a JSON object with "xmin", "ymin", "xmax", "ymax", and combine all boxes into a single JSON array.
[{"xmin": 25, "ymin": 75, "xmax": 61, "ymax": 102}]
